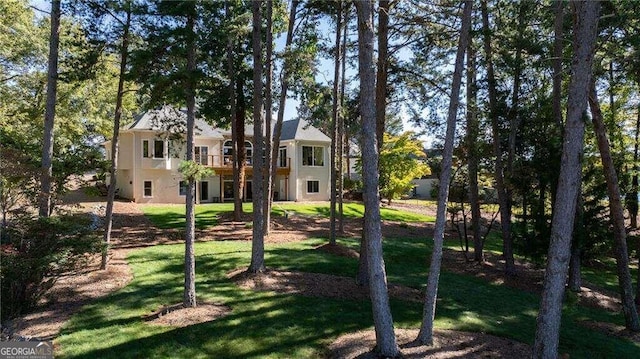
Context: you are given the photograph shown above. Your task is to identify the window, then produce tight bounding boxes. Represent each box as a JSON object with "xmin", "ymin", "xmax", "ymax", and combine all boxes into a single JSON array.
[
  {"xmin": 302, "ymin": 146, "xmax": 324, "ymax": 166},
  {"xmin": 245, "ymin": 141, "xmax": 253, "ymax": 165},
  {"xmin": 143, "ymin": 181, "xmax": 153, "ymax": 197},
  {"xmin": 142, "ymin": 140, "xmax": 150, "ymax": 158},
  {"xmin": 223, "ymin": 140, "xmax": 253, "ymax": 165},
  {"xmin": 223, "ymin": 140, "xmax": 233, "ymax": 165},
  {"xmin": 153, "ymin": 140, "xmax": 164, "ymax": 158},
  {"xmin": 179, "ymin": 181, "xmax": 187, "ymax": 196},
  {"xmin": 278, "ymin": 147, "xmax": 287, "ymax": 168},
  {"xmin": 195, "ymin": 146, "xmax": 208, "ymax": 165},
  {"xmin": 307, "ymin": 180, "xmax": 319, "ymax": 193}
]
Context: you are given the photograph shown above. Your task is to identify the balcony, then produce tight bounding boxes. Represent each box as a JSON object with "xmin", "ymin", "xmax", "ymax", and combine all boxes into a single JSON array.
[{"xmin": 204, "ymin": 155, "xmax": 291, "ymax": 176}]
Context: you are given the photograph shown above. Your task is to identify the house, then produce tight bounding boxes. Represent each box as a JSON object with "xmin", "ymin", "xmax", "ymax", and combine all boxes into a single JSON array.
[{"xmin": 104, "ymin": 107, "xmax": 333, "ymax": 203}]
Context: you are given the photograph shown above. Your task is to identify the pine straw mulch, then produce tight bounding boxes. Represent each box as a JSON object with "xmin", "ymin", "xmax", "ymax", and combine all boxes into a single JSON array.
[
  {"xmin": 328, "ymin": 328, "xmax": 531, "ymax": 359},
  {"xmin": 142, "ymin": 302, "xmax": 232, "ymax": 327},
  {"xmin": 227, "ymin": 267, "xmax": 422, "ymax": 303}
]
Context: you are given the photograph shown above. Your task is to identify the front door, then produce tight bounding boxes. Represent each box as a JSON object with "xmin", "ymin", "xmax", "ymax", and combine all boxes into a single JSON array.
[{"xmin": 200, "ymin": 181, "xmax": 209, "ymax": 202}]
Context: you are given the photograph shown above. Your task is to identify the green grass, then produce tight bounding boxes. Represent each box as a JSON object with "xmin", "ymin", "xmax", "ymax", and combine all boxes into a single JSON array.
[
  {"xmin": 141, "ymin": 202, "xmax": 435, "ymax": 229},
  {"xmin": 55, "ymin": 236, "xmax": 640, "ymax": 358}
]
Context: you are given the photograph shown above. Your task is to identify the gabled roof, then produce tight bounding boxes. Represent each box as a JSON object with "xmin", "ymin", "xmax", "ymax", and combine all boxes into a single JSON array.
[
  {"xmin": 280, "ymin": 118, "xmax": 330, "ymax": 142},
  {"xmin": 124, "ymin": 107, "xmax": 329, "ymax": 142},
  {"xmin": 125, "ymin": 106, "xmax": 224, "ymax": 139}
]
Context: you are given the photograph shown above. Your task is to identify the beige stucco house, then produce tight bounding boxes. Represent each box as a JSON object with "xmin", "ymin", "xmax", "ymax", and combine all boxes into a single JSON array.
[{"xmin": 104, "ymin": 107, "xmax": 332, "ymax": 203}]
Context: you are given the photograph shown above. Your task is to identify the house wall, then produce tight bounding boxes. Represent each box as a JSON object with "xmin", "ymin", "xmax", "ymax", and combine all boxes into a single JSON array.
[
  {"xmin": 115, "ymin": 169, "xmax": 134, "ymax": 200},
  {"xmin": 294, "ymin": 141, "xmax": 330, "ymax": 201},
  {"xmin": 113, "ymin": 130, "xmax": 332, "ymax": 203},
  {"xmin": 412, "ymin": 178, "xmax": 438, "ymax": 199}
]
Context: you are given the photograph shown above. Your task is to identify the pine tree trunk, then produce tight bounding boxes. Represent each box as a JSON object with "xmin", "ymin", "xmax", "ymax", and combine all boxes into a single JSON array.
[
  {"xmin": 480, "ymin": 0, "xmax": 515, "ymax": 276},
  {"xmin": 588, "ymin": 81, "xmax": 640, "ymax": 331},
  {"xmin": 39, "ymin": 0, "xmax": 61, "ymax": 218},
  {"xmin": 249, "ymin": 0, "xmax": 266, "ymax": 273},
  {"xmin": 415, "ymin": 0, "xmax": 472, "ymax": 346},
  {"xmin": 532, "ymin": 3, "xmax": 600, "ymax": 357},
  {"xmin": 338, "ymin": 8, "xmax": 348, "ymax": 234},
  {"xmin": 102, "ymin": 8, "xmax": 131, "ymax": 270},
  {"xmin": 330, "ymin": 0, "xmax": 342, "ymax": 245},
  {"xmin": 227, "ymin": 4, "xmax": 241, "ymax": 220},
  {"xmin": 268, "ymin": 0, "xmax": 298, "ymax": 233},
  {"xmin": 552, "ymin": 0, "xmax": 564, "ymax": 130},
  {"xmin": 183, "ymin": 7, "xmax": 198, "ymax": 309},
  {"xmin": 466, "ymin": 38, "xmax": 482, "ymax": 263},
  {"xmin": 630, "ymin": 104, "xmax": 639, "ymax": 229},
  {"xmin": 375, "ymin": 0, "xmax": 389, "ymax": 154},
  {"xmin": 263, "ymin": 0, "xmax": 273, "ymax": 235},
  {"xmin": 235, "ymin": 79, "xmax": 246, "ymax": 213},
  {"xmin": 355, "ymin": 1, "xmax": 398, "ymax": 356}
]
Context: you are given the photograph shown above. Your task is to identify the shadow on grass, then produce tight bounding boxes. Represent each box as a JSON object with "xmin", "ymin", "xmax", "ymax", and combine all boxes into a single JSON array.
[{"xmin": 58, "ymin": 239, "xmax": 640, "ymax": 359}]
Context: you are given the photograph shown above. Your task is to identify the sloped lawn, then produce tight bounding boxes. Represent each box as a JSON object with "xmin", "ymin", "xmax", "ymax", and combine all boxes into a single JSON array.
[
  {"xmin": 55, "ymin": 237, "xmax": 640, "ymax": 358},
  {"xmin": 141, "ymin": 202, "xmax": 434, "ymax": 230}
]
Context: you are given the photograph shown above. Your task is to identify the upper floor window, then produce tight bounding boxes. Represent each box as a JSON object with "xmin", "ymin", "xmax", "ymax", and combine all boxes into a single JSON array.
[
  {"xmin": 153, "ymin": 140, "xmax": 164, "ymax": 158},
  {"xmin": 195, "ymin": 146, "xmax": 208, "ymax": 166},
  {"xmin": 142, "ymin": 140, "xmax": 150, "ymax": 158},
  {"xmin": 278, "ymin": 146, "xmax": 287, "ymax": 168},
  {"xmin": 223, "ymin": 140, "xmax": 253, "ymax": 165},
  {"xmin": 302, "ymin": 146, "xmax": 324, "ymax": 166}
]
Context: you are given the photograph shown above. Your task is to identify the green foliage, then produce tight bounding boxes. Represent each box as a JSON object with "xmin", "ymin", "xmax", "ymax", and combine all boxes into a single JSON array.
[
  {"xmin": 177, "ymin": 160, "xmax": 214, "ymax": 182},
  {"xmin": 377, "ymin": 132, "xmax": 430, "ymax": 203},
  {"xmin": 0, "ymin": 215, "xmax": 101, "ymax": 320}
]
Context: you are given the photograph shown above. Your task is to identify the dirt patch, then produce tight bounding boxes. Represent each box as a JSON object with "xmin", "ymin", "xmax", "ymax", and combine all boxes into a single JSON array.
[
  {"xmin": 315, "ymin": 243, "xmax": 360, "ymax": 259},
  {"xmin": 228, "ymin": 268, "xmax": 422, "ymax": 303},
  {"xmin": 143, "ymin": 303, "xmax": 231, "ymax": 328},
  {"xmin": 329, "ymin": 328, "xmax": 531, "ymax": 358}
]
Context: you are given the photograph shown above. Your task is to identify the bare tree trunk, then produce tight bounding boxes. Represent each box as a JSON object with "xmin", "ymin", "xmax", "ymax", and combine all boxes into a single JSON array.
[
  {"xmin": 102, "ymin": 7, "xmax": 131, "ymax": 270},
  {"xmin": 338, "ymin": 4, "xmax": 348, "ymax": 235},
  {"xmin": 356, "ymin": 0, "xmax": 391, "ymax": 282},
  {"xmin": 415, "ymin": 0, "xmax": 472, "ymax": 346},
  {"xmin": 480, "ymin": 0, "xmax": 514, "ymax": 276},
  {"xmin": 330, "ymin": 0, "xmax": 342, "ymax": 245},
  {"xmin": 249, "ymin": 0, "xmax": 266, "ymax": 273},
  {"xmin": 375, "ymin": 0, "xmax": 390, "ymax": 154},
  {"xmin": 263, "ymin": 0, "xmax": 273, "ymax": 235},
  {"xmin": 227, "ymin": 4, "xmax": 241, "ymax": 221},
  {"xmin": 588, "ymin": 81, "xmax": 640, "ymax": 331},
  {"xmin": 39, "ymin": 0, "xmax": 61, "ymax": 218},
  {"xmin": 552, "ymin": 0, "xmax": 564, "ymax": 130},
  {"xmin": 466, "ymin": 37, "xmax": 482, "ymax": 263},
  {"xmin": 183, "ymin": 7, "xmax": 197, "ymax": 308},
  {"xmin": 532, "ymin": 3, "xmax": 600, "ymax": 357},
  {"xmin": 268, "ymin": 0, "xmax": 298, "ymax": 233},
  {"xmin": 235, "ymin": 79, "xmax": 246, "ymax": 211},
  {"xmin": 630, "ymin": 102, "xmax": 639, "ymax": 229},
  {"xmin": 355, "ymin": 1, "xmax": 398, "ymax": 356}
]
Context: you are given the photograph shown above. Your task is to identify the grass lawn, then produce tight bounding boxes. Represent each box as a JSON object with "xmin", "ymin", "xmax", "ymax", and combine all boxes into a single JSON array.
[
  {"xmin": 55, "ymin": 236, "xmax": 640, "ymax": 358},
  {"xmin": 141, "ymin": 202, "xmax": 435, "ymax": 230}
]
